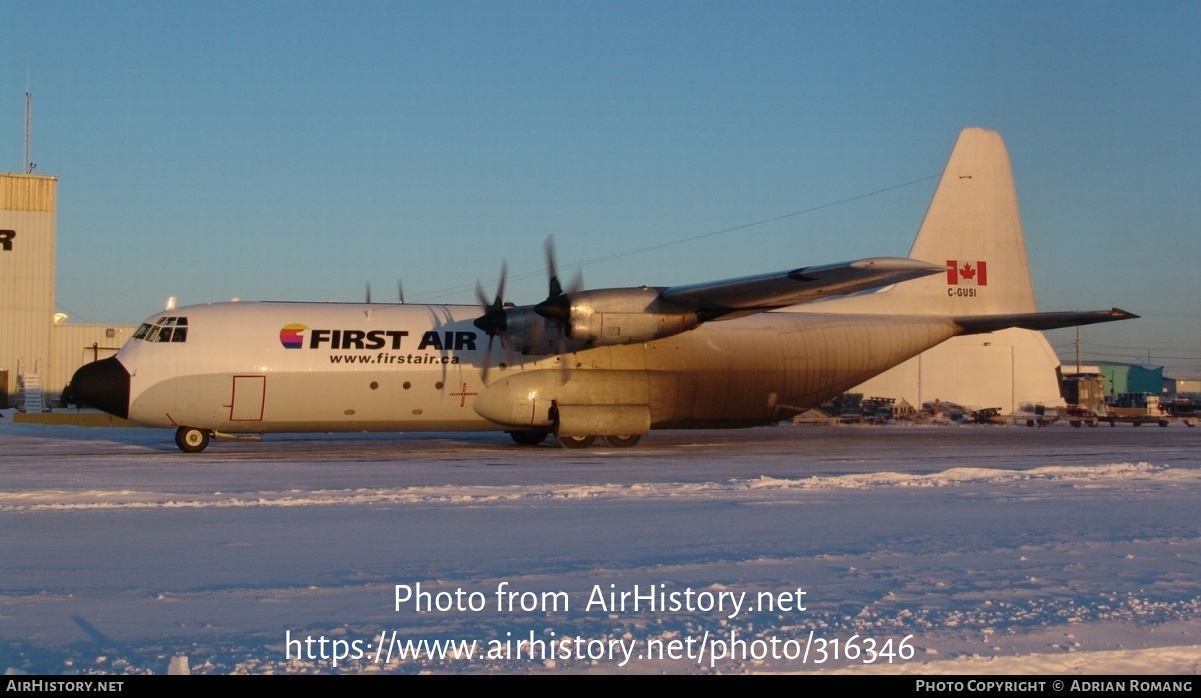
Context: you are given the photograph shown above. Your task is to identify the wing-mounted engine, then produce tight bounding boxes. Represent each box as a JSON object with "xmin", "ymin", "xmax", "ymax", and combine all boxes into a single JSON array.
[
  {"xmin": 534, "ymin": 287, "xmax": 700, "ymax": 349},
  {"xmin": 475, "ymin": 288, "xmax": 701, "ymax": 356}
]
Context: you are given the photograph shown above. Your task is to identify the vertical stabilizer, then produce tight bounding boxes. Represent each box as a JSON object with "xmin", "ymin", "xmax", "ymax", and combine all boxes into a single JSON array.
[
  {"xmin": 808, "ymin": 128, "xmax": 1065, "ymax": 412},
  {"xmin": 904, "ymin": 127, "xmax": 1037, "ymax": 315}
]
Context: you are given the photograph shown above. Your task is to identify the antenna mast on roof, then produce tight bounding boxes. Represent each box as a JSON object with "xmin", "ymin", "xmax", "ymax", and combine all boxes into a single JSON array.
[{"xmin": 24, "ymin": 72, "xmax": 36, "ymax": 174}]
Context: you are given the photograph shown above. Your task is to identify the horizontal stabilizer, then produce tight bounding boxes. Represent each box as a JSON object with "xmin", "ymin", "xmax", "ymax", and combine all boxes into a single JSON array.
[
  {"xmin": 953, "ymin": 308, "xmax": 1139, "ymax": 335},
  {"xmin": 661, "ymin": 257, "xmax": 943, "ymax": 319}
]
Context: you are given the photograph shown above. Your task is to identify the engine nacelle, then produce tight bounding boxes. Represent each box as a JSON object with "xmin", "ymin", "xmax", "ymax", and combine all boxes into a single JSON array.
[
  {"xmin": 503, "ymin": 288, "xmax": 702, "ymax": 355},
  {"xmin": 564, "ymin": 288, "xmax": 700, "ymax": 347}
]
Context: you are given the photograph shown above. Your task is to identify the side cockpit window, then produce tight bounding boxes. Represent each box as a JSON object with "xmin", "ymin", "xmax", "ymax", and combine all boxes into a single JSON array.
[{"xmin": 136, "ymin": 316, "xmax": 189, "ymax": 343}]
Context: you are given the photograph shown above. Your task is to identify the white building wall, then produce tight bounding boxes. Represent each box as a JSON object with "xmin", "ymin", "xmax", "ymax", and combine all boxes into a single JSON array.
[{"xmin": 0, "ymin": 174, "xmax": 57, "ymax": 406}]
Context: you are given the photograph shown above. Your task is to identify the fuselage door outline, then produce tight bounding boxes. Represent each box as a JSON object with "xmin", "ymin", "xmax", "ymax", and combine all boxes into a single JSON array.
[{"xmin": 229, "ymin": 375, "xmax": 266, "ymax": 422}]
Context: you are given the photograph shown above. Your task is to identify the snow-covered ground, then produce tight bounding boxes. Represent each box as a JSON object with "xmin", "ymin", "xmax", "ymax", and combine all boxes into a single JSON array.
[{"xmin": 3, "ymin": 415, "xmax": 1200, "ymax": 674}]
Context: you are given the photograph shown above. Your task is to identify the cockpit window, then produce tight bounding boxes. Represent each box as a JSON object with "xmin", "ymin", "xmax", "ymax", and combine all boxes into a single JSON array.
[{"xmin": 135, "ymin": 316, "xmax": 189, "ymax": 343}]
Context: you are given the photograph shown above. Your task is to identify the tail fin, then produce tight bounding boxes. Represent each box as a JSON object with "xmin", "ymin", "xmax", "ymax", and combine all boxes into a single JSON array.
[{"xmin": 902, "ymin": 127, "xmax": 1037, "ymax": 315}]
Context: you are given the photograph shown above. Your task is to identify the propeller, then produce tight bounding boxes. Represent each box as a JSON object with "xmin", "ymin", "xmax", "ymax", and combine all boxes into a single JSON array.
[
  {"xmin": 535, "ymin": 236, "xmax": 583, "ymax": 383},
  {"xmin": 472, "ymin": 238, "xmax": 583, "ymax": 382},
  {"xmin": 366, "ymin": 280, "xmax": 408, "ymax": 304},
  {"xmin": 473, "ymin": 262, "xmax": 509, "ymax": 381},
  {"xmin": 473, "ymin": 262, "xmax": 507, "ymax": 338},
  {"xmin": 535, "ymin": 236, "xmax": 582, "ymax": 329}
]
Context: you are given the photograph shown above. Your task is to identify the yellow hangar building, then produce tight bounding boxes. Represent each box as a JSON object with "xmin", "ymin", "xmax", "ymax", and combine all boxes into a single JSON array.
[{"xmin": 1, "ymin": 172, "xmax": 134, "ymax": 409}]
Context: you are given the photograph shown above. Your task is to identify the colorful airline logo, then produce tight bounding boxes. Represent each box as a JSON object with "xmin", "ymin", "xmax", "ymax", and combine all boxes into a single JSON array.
[
  {"xmin": 946, "ymin": 259, "xmax": 987, "ymax": 286},
  {"xmin": 279, "ymin": 323, "xmax": 308, "ymax": 349}
]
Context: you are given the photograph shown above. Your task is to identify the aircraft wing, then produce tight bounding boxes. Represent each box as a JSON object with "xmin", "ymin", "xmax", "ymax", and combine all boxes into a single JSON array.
[
  {"xmin": 660, "ymin": 257, "xmax": 944, "ymax": 319},
  {"xmin": 953, "ymin": 308, "xmax": 1139, "ymax": 335}
]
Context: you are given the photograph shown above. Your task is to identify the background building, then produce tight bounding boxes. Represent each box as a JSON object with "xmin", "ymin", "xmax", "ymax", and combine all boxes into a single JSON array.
[
  {"xmin": 0, "ymin": 173, "xmax": 55, "ymax": 407},
  {"xmin": 1164, "ymin": 378, "xmax": 1201, "ymax": 397},
  {"xmin": 1, "ymin": 172, "xmax": 133, "ymax": 408},
  {"xmin": 1095, "ymin": 362, "xmax": 1165, "ymax": 396}
]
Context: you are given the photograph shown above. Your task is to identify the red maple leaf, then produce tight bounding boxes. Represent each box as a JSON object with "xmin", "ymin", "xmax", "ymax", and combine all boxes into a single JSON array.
[{"xmin": 959, "ymin": 262, "xmax": 976, "ymax": 280}]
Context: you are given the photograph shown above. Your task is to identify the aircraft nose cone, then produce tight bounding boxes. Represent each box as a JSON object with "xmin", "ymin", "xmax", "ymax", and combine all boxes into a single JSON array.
[{"xmin": 71, "ymin": 357, "xmax": 130, "ymax": 419}]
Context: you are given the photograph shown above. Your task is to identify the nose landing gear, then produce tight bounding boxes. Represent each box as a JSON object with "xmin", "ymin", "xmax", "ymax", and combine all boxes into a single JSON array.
[{"xmin": 175, "ymin": 426, "xmax": 211, "ymax": 453}]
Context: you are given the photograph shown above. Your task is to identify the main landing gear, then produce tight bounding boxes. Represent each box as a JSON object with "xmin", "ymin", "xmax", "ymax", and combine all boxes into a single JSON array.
[
  {"xmin": 558, "ymin": 434, "xmax": 641, "ymax": 449},
  {"xmin": 603, "ymin": 435, "xmax": 641, "ymax": 448},
  {"xmin": 175, "ymin": 426, "xmax": 211, "ymax": 453},
  {"xmin": 557, "ymin": 434, "xmax": 596, "ymax": 449},
  {"xmin": 508, "ymin": 430, "xmax": 643, "ymax": 448}
]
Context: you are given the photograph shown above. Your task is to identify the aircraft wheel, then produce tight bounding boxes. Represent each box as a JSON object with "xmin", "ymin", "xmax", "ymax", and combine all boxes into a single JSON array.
[
  {"xmin": 509, "ymin": 430, "xmax": 550, "ymax": 446},
  {"xmin": 1159, "ymin": 420, "xmax": 1169, "ymax": 427},
  {"xmin": 557, "ymin": 435, "xmax": 596, "ymax": 449},
  {"xmin": 1026, "ymin": 420, "xmax": 1035, "ymax": 428},
  {"xmin": 1070, "ymin": 420, "xmax": 1081, "ymax": 428},
  {"xmin": 175, "ymin": 426, "xmax": 211, "ymax": 453},
  {"xmin": 604, "ymin": 435, "xmax": 641, "ymax": 448}
]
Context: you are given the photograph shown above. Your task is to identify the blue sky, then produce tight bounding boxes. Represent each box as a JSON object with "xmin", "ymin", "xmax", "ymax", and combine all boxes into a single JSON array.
[{"xmin": 3, "ymin": 1, "xmax": 1198, "ymax": 377}]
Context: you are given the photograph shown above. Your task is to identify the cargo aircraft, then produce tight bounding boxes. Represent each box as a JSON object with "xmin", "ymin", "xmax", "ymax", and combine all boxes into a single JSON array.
[{"xmin": 72, "ymin": 128, "xmax": 1134, "ymax": 452}]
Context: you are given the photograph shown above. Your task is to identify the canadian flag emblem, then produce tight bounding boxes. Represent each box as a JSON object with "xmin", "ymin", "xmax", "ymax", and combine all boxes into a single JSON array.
[{"xmin": 946, "ymin": 260, "xmax": 988, "ymax": 285}]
